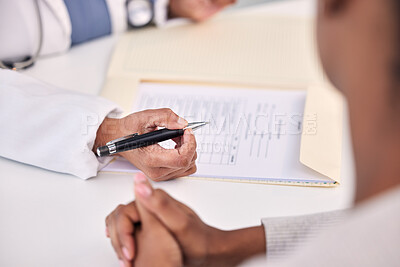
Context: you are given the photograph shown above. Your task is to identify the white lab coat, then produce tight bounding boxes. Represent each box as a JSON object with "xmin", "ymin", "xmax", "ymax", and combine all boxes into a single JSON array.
[
  {"xmin": 0, "ymin": 0, "xmax": 170, "ymax": 179},
  {"xmin": 0, "ymin": 69, "xmax": 122, "ymax": 179}
]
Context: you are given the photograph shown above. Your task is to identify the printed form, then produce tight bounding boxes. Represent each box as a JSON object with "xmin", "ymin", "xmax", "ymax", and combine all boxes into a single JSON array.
[{"xmin": 102, "ymin": 83, "xmax": 333, "ymax": 184}]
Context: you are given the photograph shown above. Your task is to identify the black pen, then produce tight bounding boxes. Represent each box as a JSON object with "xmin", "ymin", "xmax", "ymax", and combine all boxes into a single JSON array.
[{"xmin": 97, "ymin": 122, "xmax": 208, "ymax": 157}]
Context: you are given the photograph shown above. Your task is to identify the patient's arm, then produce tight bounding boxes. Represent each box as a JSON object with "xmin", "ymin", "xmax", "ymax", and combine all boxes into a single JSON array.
[{"xmin": 107, "ymin": 174, "xmax": 346, "ymax": 266}]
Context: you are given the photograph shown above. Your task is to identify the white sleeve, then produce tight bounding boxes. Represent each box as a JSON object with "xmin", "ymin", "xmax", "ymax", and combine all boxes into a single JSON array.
[
  {"xmin": 0, "ymin": 69, "xmax": 123, "ymax": 179},
  {"xmin": 262, "ymin": 210, "xmax": 346, "ymax": 264}
]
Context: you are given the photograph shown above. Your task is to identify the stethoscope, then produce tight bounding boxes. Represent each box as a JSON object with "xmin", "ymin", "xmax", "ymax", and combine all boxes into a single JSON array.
[
  {"xmin": 0, "ymin": 0, "xmax": 43, "ymax": 71},
  {"xmin": 0, "ymin": 0, "xmax": 153, "ymax": 71}
]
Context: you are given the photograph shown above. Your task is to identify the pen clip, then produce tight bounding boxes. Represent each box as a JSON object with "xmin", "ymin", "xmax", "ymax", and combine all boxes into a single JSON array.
[{"xmin": 106, "ymin": 133, "xmax": 139, "ymax": 145}]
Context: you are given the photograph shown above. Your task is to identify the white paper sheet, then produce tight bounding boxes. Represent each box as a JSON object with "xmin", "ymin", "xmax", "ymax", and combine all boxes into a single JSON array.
[{"xmin": 102, "ymin": 83, "xmax": 333, "ymax": 184}]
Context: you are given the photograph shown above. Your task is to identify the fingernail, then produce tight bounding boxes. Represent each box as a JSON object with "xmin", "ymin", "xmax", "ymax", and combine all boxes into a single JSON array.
[
  {"xmin": 135, "ymin": 183, "xmax": 152, "ymax": 198},
  {"xmin": 119, "ymin": 260, "xmax": 125, "ymax": 267},
  {"xmin": 187, "ymin": 128, "xmax": 194, "ymax": 135},
  {"xmin": 122, "ymin": 246, "xmax": 132, "ymax": 260},
  {"xmin": 177, "ymin": 116, "xmax": 188, "ymax": 126},
  {"xmin": 134, "ymin": 173, "xmax": 147, "ymax": 183},
  {"xmin": 105, "ymin": 227, "xmax": 109, "ymax": 237}
]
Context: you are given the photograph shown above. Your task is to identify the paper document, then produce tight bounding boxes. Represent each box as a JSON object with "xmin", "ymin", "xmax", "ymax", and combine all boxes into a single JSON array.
[{"xmin": 102, "ymin": 83, "xmax": 334, "ymax": 185}]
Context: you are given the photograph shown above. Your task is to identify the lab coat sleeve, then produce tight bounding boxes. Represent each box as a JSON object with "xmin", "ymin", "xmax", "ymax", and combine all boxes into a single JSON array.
[{"xmin": 0, "ymin": 69, "xmax": 123, "ymax": 179}]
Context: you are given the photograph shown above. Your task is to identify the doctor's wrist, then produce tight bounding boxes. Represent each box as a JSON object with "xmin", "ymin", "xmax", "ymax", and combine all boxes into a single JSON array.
[{"xmin": 93, "ymin": 117, "xmax": 122, "ymax": 154}]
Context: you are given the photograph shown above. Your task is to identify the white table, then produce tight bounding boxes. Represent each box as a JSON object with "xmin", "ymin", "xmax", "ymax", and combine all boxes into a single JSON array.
[{"xmin": 0, "ymin": 1, "xmax": 355, "ymax": 266}]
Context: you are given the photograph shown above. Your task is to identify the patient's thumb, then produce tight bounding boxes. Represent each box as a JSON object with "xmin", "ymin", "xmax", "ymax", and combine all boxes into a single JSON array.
[{"xmin": 134, "ymin": 175, "xmax": 190, "ymax": 236}]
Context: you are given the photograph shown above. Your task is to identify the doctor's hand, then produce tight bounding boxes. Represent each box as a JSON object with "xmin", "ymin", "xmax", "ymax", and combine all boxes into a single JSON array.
[
  {"xmin": 105, "ymin": 173, "xmax": 266, "ymax": 267},
  {"xmin": 94, "ymin": 109, "xmax": 197, "ymax": 181},
  {"xmin": 169, "ymin": 0, "xmax": 236, "ymax": 22}
]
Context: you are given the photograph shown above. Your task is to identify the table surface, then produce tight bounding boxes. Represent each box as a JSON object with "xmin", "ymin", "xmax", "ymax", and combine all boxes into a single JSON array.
[{"xmin": 0, "ymin": 0, "xmax": 356, "ymax": 266}]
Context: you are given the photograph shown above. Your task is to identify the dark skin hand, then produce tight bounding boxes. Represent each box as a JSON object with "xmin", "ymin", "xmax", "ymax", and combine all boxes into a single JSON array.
[
  {"xmin": 94, "ymin": 109, "xmax": 197, "ymax": 181},
  {"xmin": 106, "ymin": 173, "xmax": 266, "ymax": 267},
  {"xmin": 131, "ymin": 189, "xmax": 183, "ymax": 267},
  {"xmin": 107, "ymin": 180, "xmax": 183, "ymax": 267}
]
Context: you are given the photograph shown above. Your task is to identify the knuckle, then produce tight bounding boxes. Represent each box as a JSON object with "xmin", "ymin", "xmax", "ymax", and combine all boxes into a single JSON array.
[
  {"xmin": 164, "ymin": 108, "xmax": 178, "ymax": 122},
  {"xmin": 126, "ymin": 202, "xmax": 139, "ymax": 217},
  {"xmin": 116, "ymin": 204, "xmax": 125, "ymax": 211},
  {"xmin": 178, "ymin": 156, "xmax": 191, "ymax": 168},
  {"xmin": 127, "ymin": 201, "xmax": 136, "ymax": 209},
  {"xmin": 176, "ymin": 215, "xmax": 191, "ymax": 233},
  {"xmin": 161, "ymin": 108, "xmax": 173, "ymax": 116},
  {"xmin": 114, "ymin": 204, "xmax": 126, "ymax": 217},
  {"xmin": 189, "ymin": 165, "xmax": 197, "ymax": 175}
]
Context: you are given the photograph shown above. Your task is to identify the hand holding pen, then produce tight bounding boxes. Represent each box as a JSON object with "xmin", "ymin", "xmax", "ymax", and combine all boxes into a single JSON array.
[
  {"xmin": 97, "ymin": 121, "xmax": 207, "ymax": 157},
  {"xmin": 93, "ymin": 109, "xmax": 201, "ymax": 181}
]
